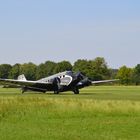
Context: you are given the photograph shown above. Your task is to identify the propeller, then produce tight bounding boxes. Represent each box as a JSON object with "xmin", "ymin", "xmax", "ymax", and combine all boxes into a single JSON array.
[
  {"xmin": 74, "ymin": 72, "xmax": 85, "ymax": 81},
  {"xmin": 74, "ymin": 72, "xmax": 92, "ymax": 87}
]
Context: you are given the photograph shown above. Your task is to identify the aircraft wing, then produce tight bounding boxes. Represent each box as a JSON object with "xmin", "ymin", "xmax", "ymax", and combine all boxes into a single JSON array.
[
  {"xmin": 0, "ymin": 78, "xmax": 52, "ymax": 87},
  {"xmin": 92, "ymin": 79, "xmax": 119, "ymax": 84}
]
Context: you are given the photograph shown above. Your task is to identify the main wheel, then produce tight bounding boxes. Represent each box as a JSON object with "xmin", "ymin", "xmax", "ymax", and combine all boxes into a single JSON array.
[
  {"xmin": 54, "ymin": 91, "xmax": 59, "ymax": 94},
  {"xmin": 73, "ymin": 88, "xmax": 79, "ymax": 94}
]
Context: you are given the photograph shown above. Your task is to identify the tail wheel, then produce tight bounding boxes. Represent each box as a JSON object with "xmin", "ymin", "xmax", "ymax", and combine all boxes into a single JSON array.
[{"xmin": 21, "ymin": 87, "xmax": 27, "ymax": 94}]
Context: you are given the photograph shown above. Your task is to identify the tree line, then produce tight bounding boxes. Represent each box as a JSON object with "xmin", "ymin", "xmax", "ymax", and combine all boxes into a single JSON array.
[{"xmin": 0, "ymin": 57, "xmax": 140, "ymax": 85}]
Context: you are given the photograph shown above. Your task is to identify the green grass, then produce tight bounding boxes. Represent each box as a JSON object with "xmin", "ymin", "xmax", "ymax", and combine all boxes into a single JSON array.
[{"xmin": 0, "ymin": 86, "xmax": 140, "ymax": 140}]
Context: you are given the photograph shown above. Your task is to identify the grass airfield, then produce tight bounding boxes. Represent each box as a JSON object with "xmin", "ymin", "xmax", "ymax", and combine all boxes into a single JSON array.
[{"xmin": 0, "ymin": 86, "xmax": 140, "ymax": 140}]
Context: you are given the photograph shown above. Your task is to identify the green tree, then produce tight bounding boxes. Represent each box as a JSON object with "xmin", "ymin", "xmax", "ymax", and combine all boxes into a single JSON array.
[
  {"xmin": 36, "ymin": 63, "xmax": 48, "ymax": 80},
  {"xmin": 54, "ymin": 61, "xmax": 72, "ymax": 73},
  {"xmin": 20, "ymin": 62, "xmax": 37, "ymax": 80},
  {"xmin": 73, "ymin": 59, "xmax": 90, "ymax": 75},
  {"xmin": 36, "ymin": 61, "xmax": 56, "ymax": 80},
  {"xmin": 73, "ymin": 57, "xmax": 111, "ymax": 80},
  {"xmin": 117, "ymin": 66, "xmax": 133, "ymax": 85},
  {"xmin": 132, "ymin": 64, "xmax": 140, "ymax": 85},
  {"xmin": 0, "ymin": 64, "xmax": 12, "ymax": 78},
  {"xmin": 45, "ymin": 61, "xmax": 57, "ymax": 75},
  {"xmin": 90, "ymin": 57, "xmax": 111, "ymax": 80},
  {"xmin": 110, "ymin": 69, "xmax": 118, "ymax": 79},
  {"xmin": 9, "ymin": 63, "xmax": 20, "ymax": 79}
]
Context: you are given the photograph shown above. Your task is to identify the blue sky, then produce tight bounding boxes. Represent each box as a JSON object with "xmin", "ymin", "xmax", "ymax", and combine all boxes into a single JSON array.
[{"xmin": 0, "ymin": 0, "xmax": 140, "ymax": 68}]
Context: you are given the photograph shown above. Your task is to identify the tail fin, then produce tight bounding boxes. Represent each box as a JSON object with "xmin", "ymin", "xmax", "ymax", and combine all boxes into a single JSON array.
[{"xmin": 17, "ymin": 74, "xmax": 27, "ymax": 81}]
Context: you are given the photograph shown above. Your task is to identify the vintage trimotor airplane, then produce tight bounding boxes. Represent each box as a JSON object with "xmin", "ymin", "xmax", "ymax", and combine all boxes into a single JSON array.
[{"xmin": 0, "ymin": 71, "xmax": 119, "ymax": 94}]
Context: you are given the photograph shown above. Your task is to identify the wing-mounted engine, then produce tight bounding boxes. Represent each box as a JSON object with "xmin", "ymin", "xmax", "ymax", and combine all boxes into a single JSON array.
[{"xmin": 53, "ymin": 77, "xmax": 61, "ymax": 94}]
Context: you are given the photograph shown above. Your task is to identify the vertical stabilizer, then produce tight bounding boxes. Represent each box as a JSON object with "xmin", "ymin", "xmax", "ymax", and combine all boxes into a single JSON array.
[{"xmin": 17, "ymin": 74, "xmax": 27, "ymax": 81}]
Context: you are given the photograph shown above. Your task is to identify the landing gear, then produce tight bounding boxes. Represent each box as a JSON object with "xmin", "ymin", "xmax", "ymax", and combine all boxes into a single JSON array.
[
  {"xmin": 21, "ymin": 90, "xmax": 24, "ymax": 94},
  {"xmin": 21, "ymin": 87, "xmax": 27, "ymax": 94},
  {"xmin": 73, "ymin": 88, "xmax": 79, "ymax": 94},
  {"xmin": 54, "ymin": 91, "xmax": 59, "ymax": 94}
]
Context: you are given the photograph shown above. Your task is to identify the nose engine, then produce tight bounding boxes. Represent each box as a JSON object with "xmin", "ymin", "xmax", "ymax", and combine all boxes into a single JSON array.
[
  {"xmin": 75, "ymin": 72, "xmax": 85, "ymax": 81},
  {"xmin": 75, "ymin": 72, "xmax": 92, "ymax": 88}
]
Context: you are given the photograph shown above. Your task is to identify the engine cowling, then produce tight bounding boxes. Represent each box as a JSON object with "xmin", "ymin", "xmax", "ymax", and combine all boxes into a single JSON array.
[
  {"xmin": 76, "ymin": 78, "xmax": 92, "ymax": 89},
  {"xmin": 53, "ymin": 77, "xmax": 61, "ymax": 94},
  {"xmin": 75, "ymin": 72, "xmax": 85, "ymax": 81}
]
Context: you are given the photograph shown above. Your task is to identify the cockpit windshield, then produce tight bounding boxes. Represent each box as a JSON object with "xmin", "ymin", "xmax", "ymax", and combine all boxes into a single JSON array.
[{"xmin": 66, "ymin": 71, "xmax": 73, "ymax": 76}]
